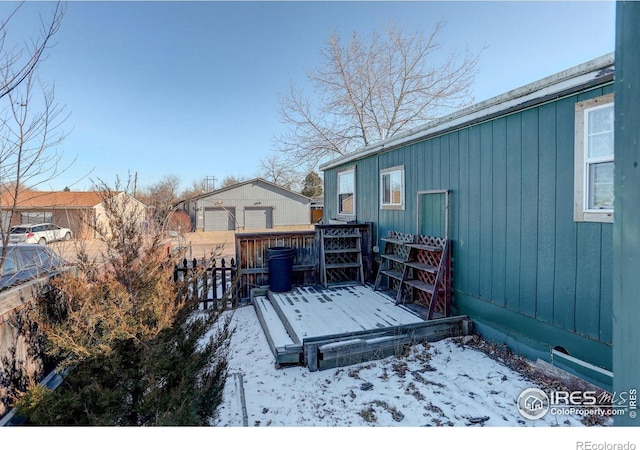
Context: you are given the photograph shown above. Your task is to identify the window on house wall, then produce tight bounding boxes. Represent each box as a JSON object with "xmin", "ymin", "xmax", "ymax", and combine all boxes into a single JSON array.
[
  {"xmin": 337, "ymin": 168, "xmax": 355, "ymax": 216},
  {"xmin": 20, "ymin": 212, "xmax": 53, "ymax": 224},
  {"xmin": 574, "ymin": 93, "xmax": 614, "ymax": 223},
  {"xmin": 380, "ymin": 166, "xmax": 405, "ymax": 210}
]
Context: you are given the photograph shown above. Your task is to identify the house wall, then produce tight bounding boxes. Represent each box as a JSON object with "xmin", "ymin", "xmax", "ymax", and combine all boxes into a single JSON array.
[
  {"xmin": 324, "ymin": 82, "xmax": 615, "ymax": 375},
  {"xmin": 192, "ymin": 180, "xmax": 310, "ymax": 231},
  {"xmin": 6, "ymin": 209, "xmax": 93, "ymax": 240},
  {"xmin": 93, "ymin": 193, "xmax": 147, "ymax": 238}
]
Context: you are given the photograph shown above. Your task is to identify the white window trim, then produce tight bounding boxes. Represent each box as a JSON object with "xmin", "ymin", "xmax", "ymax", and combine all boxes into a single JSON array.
[
  {"xmin": 380, "ymin": 165, "xmax": 405, "ymax": 210},
  {"xmin": 337, "ymin": 167, "xmax": 356, "ymax": 219},
  {"xmin": 574, "ymin": 93, "xmax": 614, "ymax": 223}
]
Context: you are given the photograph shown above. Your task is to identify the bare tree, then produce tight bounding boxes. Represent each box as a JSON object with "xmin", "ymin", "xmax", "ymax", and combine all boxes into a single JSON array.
[
  {"xmin": 257, "ymin": 153, "xmax": 301, "ymax": 191},
  {"xmin": 220, "ymin": 175, "xmax": 247, "ymax": 188},
  {"xmin": 180, "ymin": 178, "xmax": 211, "ymax": 201},
  {"xmin": 0, "ymin": 2, "xmax": 67, "ymax": 271},
  {"xmin": 0, "ymin": 2, "xmax": 65, "ymax": 101},
  {"xmin": 275, "ymin": 20, "xmax": 483, "ymax": 170},
  {"xmin": 137, "ymin": 174, "xmax": 182, "ymax": 224},
  {"xmin": 0, "ymin": 72, "xmax": 69, "ymax": 249}
]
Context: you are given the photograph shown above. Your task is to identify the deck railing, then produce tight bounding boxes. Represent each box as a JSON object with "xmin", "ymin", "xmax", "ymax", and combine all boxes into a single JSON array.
[
  {"xmin": 235, "ymin": 223, "xmax": 374, "ymax": 302},
  {"xmin": 235, "ymin": 230, "xmax": 317, "ymax": 301}
]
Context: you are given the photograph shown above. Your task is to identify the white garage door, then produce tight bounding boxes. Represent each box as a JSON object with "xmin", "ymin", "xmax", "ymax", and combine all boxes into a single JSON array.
[
  {"xmin": 244, "ymin": 207, "xmax": 273, "ymax": 230},
  {"xmin": 203, "ymin": 207, "xmax": 235, "ymax": 231}
]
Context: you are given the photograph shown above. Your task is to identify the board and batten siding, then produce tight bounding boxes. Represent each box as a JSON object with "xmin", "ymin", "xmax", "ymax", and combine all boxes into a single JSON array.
[{"xmin": 324, "ymin": 83, "xmax": 614, "ymax": 371}]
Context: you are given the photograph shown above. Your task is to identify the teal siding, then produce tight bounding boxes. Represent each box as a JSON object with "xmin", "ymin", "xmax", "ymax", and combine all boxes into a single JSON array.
[
  {"xmin": 323, "ymin": 83, "xmax": 614, "ymax": 368},
  {"xmin": 457, "ymin": 129, "xmax": 470, "ymax": 295},
  {"xmin": 519, "ymin": 108, "xmax": 539, "ymax": 318},
  {"xmin": 479, "ymin": 123, "xmax": 493, "ymax": 301},
  {"xmin": 505, "ymin": 114, "xmax": 522, "ymax": 312},
  {"xmin": 537, "ymin": 102, "xmax": 557, "ymax": 324},
  {"xmin": 553, "ymin": 96, "xmax": 578, "ymax": 332},
  {"xmin": 492, "ymin": 118, "xmax": 507, "ymax": 307},
  {"xmin": 467, "ymin": 126, "xmax": 481, "ymax": 297}
]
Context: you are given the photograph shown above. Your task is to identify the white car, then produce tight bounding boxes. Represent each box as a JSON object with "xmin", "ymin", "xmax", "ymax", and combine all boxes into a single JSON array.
[{"xmin": 9, "ymin": 223, "xmax": 73, "ymax": 245}]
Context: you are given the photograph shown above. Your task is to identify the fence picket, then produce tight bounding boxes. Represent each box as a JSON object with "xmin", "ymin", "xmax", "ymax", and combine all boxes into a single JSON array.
[{"xmin": 173, "ymin": 257, "xmax": 237, "ymax": 309}]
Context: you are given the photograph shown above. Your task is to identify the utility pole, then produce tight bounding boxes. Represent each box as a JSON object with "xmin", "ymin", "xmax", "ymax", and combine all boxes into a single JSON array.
[{"xmin": 204, "ymin": 176, "xmax": 217, "ymax": 192}]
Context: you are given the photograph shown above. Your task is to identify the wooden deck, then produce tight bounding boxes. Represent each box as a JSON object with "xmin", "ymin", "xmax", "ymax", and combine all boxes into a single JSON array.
[{"xmin": 252, "ymin": 284, "xmax": 470, "ymax": 371}]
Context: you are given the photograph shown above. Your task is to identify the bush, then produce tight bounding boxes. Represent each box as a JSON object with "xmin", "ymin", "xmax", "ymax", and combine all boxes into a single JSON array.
[
  {"xmin": 167, "ymin": 210, "xmax": 193, "ymax": 234},
  {"xmin": 14, "ymin": 180, "xmax": 234, "ymax": 425}
]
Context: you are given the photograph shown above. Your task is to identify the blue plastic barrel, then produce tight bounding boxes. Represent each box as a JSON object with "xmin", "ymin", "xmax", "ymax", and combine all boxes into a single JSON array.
[{"xmin": 267, "ymin": 246, "xmax": 295, "ymax": 292}]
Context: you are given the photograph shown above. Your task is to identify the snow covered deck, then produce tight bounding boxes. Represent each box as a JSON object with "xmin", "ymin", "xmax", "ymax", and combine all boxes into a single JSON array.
[{"xmin": 252, "ymin": 284, "xmax": 470, "ymax": 371}]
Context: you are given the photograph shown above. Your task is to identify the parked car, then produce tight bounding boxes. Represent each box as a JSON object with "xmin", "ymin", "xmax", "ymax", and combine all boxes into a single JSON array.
[
  {"xmin": 9, "ymin": 223, "xmax": 73, "ymax": 245},
  {"xmin": 0, "ymin": 244, "xmax": 72, "ymax": 291}
]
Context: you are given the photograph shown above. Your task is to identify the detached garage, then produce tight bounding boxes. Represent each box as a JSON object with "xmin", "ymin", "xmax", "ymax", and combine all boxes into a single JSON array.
[{"xmin": 181, "ymin": 178, "xmax": 310, "ymax": 231}]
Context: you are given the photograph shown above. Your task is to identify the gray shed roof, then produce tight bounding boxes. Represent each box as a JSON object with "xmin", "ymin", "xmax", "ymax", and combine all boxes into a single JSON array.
[
  {"xmin": 185, "ymin": 178, "xmax": 311, "ymax": 202},
  {"xmin": 320, "ymin": 53, "xmax": 615, "ymax": 171}
]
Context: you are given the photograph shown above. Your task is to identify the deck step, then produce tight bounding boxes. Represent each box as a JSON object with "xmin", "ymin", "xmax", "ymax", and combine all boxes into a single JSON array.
[{"xmin": 253, "ymin": 296, "xmax": 302, "ymax": 366}]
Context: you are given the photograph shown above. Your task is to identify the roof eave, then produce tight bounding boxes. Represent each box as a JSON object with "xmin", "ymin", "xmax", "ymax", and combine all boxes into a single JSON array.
[{"xmin": 320, "ymin": 52, "xmax": 615, "ymax": 172}]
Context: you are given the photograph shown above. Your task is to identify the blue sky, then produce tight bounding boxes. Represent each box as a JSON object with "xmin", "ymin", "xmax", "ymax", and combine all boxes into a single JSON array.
[{"xmin": 0, "ymin": 1, "xmax": 616, "ymax": 193}]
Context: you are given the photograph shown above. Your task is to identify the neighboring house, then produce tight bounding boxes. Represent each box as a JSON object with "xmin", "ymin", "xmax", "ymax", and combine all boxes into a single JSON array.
[
  {"xmin": 320, "ymin": 53, "xmax": 616, "ymax": 389},
  {"xmin": 0, "ymin": 190, "xmax": 148, "ymax": 239},
  {"xmin": 180, "ymin": 178, "xmax": 311, "ymax": 231}
]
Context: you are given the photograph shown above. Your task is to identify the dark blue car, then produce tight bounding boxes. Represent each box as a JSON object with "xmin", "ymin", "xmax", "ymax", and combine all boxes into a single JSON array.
[{"xmin": 0, "ymin": 244, "xmax": 71, "ymax": 291}]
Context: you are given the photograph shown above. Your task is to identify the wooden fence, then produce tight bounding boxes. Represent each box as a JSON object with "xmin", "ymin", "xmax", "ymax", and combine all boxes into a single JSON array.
[
  {"xmin": 173, "ymin": 257, "xmax": 238, "ymax": 309},
  {"xmin": 235, "ymin": 223, "xmax": 374, "ymax": 302},
  {"xmin": 235, "ymin": 230, "xmax": 317, "ymax": 301}
]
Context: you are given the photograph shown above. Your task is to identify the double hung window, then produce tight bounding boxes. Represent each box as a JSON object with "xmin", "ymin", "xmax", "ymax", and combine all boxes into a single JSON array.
[
  {"xmin": 380, "ymin": 166, "xmax": 405, "ymax": 210},
  {"xmin": 574, "ymin": 94, "xmax": 614, "ymax": 223},
  {"xmin": 337, "ymin": 168, "xmax": 355, "ymax": 216}
]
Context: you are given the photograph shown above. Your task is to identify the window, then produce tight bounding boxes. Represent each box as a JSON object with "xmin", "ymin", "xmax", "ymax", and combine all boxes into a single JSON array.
[
  {"xmin": 574, "ymin": 94, "xmax": 614, "ymax": 223},
  {"xmin": 20, "ymin": 212, "xmax": 52, "ymax": 224},
  {"xmin": 1, "ymin": 251, "xmax": 17, "ymax": 274},
  {"xmin": 337, "ymin": 168, "xmax": 355, "ymax": 216},
  {"xmin": 380, "ymin": 166, "xmax": 405, "ymax": 210}
]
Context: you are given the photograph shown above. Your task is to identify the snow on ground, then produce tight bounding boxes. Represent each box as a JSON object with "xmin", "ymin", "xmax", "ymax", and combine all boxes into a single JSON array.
[{"xmin": 212, "ymin": 305, "xmax": 602, "ymax": 429}]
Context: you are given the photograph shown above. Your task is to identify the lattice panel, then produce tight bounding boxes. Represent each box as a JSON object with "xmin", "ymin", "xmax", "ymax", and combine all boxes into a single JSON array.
[
  {"xmin": 390, "ymin": 260, "xmax": 404, "ymax": 274},
  {"xmin": 325, "ymin": 252, "xmax": 359, "ymax": 265},
  {"xmin": 324, "ymin": 227, "xmax": 360, "ymax": 237},
  {"xmin": 324, "ymin": 237, "xmax": 359, "ymax": 251},
  {"xmin": 432, "ymin": 291, "xmax": 449, "ymax": 316},
  {"xmin": 391, "ymin": 277, "xmax": 404, "ymax": 296},
  {"xmin": 326, "ymin": 266, "xmax": 361, "ymax": 284},
  {"xmin": 413, "ymin": 289, "xmax": 432, "ymax": 308},
  {"xmin": 416, "ymin": 248, "xmax": 441, "ymax": 269},
  {"xmin": 383, "ymin": 243, "xmax": 408, "ymax": 262},
  {"xmin": 389, "ymin": 231, "xmax": 414, "ymax": 243},
  {"xmin": 416, "ymin": 235, "xmax": 446, "ymax": 248},
  {"xmin": 416, "ymin": 267, "xmax": 437, "ymax": 286}
]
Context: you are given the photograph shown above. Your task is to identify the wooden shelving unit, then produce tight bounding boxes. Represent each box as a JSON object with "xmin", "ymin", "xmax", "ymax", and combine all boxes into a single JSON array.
[
  {"xmin": 319, "ymin": 226, "xmax": 364, "ymax": 288},
  {"xmin": 373, "ymin": 231, "xmax": 414, "ymax": 292},
  {"xmin": 398, "ymin": 236, "xmax": 450, "ymax": 320},
  {"xmin": 374, "ymin": 231, "xmax": 451, "ymax": 320}
]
